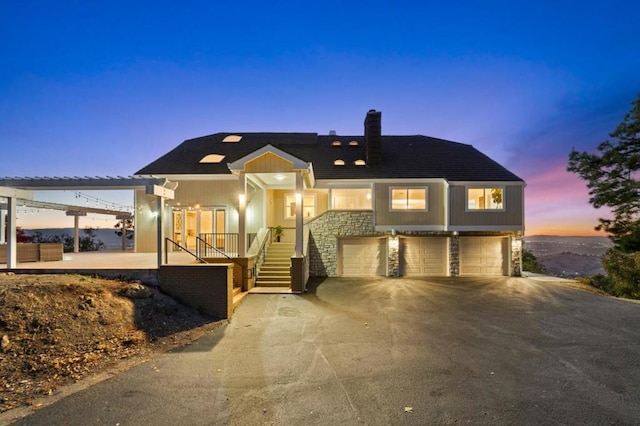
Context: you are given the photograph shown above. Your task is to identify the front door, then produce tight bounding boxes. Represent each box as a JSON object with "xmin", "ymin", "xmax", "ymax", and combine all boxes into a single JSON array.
[{"xmin": 172, "ymin": 208, "xmax": 226, "ymax": 251}]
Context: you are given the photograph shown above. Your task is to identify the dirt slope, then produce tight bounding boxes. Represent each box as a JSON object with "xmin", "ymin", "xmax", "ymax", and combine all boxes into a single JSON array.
[{"xmin": 0, "ymin": 273, "xmax": 222, "ymax": 413}]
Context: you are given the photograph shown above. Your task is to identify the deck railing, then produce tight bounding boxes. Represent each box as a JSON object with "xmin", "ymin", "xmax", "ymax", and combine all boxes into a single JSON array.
[{"xmin": 197, "ymin": 233, "xmax": 239, "ymax": 257}]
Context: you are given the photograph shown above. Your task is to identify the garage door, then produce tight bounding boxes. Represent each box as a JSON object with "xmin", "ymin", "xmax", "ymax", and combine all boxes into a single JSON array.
[
  {"xmin": 339, "ymin": 238, "xmax": 386, "ymax": 276},
  {"xmin": 401, "ymin": 237, "xmax": 448, "ymax": 276},
  {"xmin": 459, "ymin": 237, "xmax": 508, "ymax": 276}
]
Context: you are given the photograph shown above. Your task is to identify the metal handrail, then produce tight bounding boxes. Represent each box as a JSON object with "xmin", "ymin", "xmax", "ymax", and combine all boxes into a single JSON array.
[
  {"xmin": 196, "ymin": 236, "xmax": 253, "ymax": 285},
  {"xmin": 164, "ymin": 238, "xmax": 208, "ymax": 264},
  {"xmin": 196, "ymin": 236, "xmax": 233, "ymax": 260}
]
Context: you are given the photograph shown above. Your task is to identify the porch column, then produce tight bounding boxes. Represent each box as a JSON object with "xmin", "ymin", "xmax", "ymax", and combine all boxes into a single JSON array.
[
  {"xmin": 6, "ymin": 197, "xmax": 17, "ymax": 268},
  {"xmin": 0, "ymin": 210, "xmax": 5, "ymax": 244},
  {"xmin": 238, "ymin": 173, "xmax": 247, "ymax": 257},
  {"xmin": 156, "ymin": 196, "xmax": 165, "ymax": 268},
  {"xmin": 295, "ymin": 172, "xmax": 303, "ymax": 257},
  {"xmin": 74, "ymin": 215, "xmax": 80, "ymax": 252}
]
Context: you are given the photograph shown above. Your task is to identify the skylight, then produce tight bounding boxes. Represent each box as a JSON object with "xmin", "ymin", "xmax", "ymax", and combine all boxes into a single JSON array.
[
  {"xmin": 334, "ymin": 159, "xmax": 345, "ymax": 166},
  {"xmin": 222, "ymin": 135, "xmax": 242, "ymax": 143},
  {"xmin": 200, "ymin": 154, "xmax": 226, "ymax": 163},
  {"xmin": 332, "ymin": 141, "xmax": 342, "ymax": 147},
  {"xmin": 354, "ymin": 159, "xmax": 366, "ymax": 166}
]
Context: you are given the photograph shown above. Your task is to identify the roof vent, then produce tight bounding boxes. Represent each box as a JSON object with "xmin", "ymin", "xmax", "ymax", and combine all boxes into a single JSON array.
[
  {"xmin": 329, "ymin": 130, "xmax": 336, "ymax": 136},
  {"xmin": 332, "ymin": 141, "xmax": 342, "ymax": 147},
  {"xmin": 349, "ymin": 141, "xmax": 359, "ymax": 146},
  {"xmin": 354, "ymin": 159, "xmax": 366, "ymax": 166},
  {"xmin": 334, "ymin": 159, "xmax": 345, "ymax": 166}
]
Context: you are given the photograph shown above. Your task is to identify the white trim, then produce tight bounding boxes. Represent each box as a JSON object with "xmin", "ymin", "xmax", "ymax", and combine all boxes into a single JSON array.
[
  {"xmin": 375, "ymin": 225, "xmax": 446, "ymax": 232},
  {"xmin": 315, "ymin": 178, "xmax": 447, "ymax": 188},
  {"xmin": 450, "ymin": 181, "xmax": 525, "ymax": 186},
  {"xmin": 227, "ymin": 144, "xmax": 311, "ymax": 171},
  {"xmin": 449, "ymin": 225, "xmax": 524, "ymax": 231}
]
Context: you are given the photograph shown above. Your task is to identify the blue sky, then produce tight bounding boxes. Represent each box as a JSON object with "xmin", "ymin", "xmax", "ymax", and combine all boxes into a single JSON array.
[{"xmin": 2, "ymin": 1, "xmax": 639, "ymax": 234}]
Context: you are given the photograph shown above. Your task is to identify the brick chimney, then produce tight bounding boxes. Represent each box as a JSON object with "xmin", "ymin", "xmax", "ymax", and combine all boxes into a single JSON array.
[{"xmin": 364, "ymin": 109, "xmax": 382, "ymax": 166}]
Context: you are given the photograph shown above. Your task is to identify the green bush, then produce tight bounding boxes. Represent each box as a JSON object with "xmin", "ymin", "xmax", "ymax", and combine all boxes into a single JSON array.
[
  {"xmin": 600, "ymin": 249, "xmax": 640, "ymax": 298},
  {"xmin": 522, "ymin": 249, "xmax": 546, "ymax": 274}
]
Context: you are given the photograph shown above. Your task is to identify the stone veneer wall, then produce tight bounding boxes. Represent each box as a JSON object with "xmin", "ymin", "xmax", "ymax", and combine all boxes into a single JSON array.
[
  {"xmin": 511, "ymin": 236, "xmax": 522, "ymax": 277},
  {"xmin": 307, "ymin": 210, "xmax": 379, "ymax": 277},
  {"xmin": 449, "ymin": 235, "xmax": 460, "ymax": 276}
]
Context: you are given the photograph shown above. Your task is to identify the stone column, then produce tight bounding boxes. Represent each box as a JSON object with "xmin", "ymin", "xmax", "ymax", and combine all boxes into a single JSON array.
[
  {"xmin": 449, "ymin": 234, "xmax": 460, "ymax": 276},
  {"xmin": 387, "ymin": 234, "xmax": 400, "ymax": 277}
]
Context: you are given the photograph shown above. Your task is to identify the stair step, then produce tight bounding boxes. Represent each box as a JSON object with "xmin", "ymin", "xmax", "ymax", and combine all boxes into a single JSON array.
[{"xmin": 255, "ymin": 281, "xmax": 292, "ymax": 287}]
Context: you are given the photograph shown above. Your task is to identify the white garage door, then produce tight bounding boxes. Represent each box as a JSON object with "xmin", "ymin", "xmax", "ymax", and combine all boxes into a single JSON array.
[
  {"xmin": 339, "ymin": 238, "xmax": 386, "ymax": 276},
  {"xmin": 401, "ymin": 237, "xmax": 448, "ymax": 276},
  {"xmin": 459, "ymin": 237, "xmax": 508, "ymax": 276}
]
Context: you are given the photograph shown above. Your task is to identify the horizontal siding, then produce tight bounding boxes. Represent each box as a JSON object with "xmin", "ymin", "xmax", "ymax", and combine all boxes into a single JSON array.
[
  {"xmin": 449, "ymin": 185, "xmax": 523, "ymax": 227},
  {"xmin": 374, "ymin": 182, "xmax": 445, "ymax": 227}
]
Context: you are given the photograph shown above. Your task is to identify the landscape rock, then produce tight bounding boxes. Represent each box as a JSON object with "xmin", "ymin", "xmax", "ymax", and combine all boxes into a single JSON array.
[
  {"xmin": 122, "ymin": 283, "xmax": 153, "ymax": 299},
  {"xmin": 1, "ymin": 334, "xmax": 9, "ymax": 352}
]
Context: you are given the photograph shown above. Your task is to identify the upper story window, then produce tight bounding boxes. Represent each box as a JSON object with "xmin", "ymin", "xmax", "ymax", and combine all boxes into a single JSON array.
[
  {"xmin": 467, "ymin": 187, "xmax": 504, "ymax": 210},
  {"xmin": 285, "ymin": 194, "xmax": 316, "ymax": 218},
  {"xmin": 390, "ymin": 187, "xmax": 428, "ymax": 211},
  {"xmin": 331, "ymin": 188, "xmax": 372, "ymax": 210}
]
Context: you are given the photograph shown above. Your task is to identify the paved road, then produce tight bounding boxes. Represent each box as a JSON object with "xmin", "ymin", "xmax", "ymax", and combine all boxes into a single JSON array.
[{"xmin": 8, "ymin": 276, "xmax": 640, "ymax": 425}]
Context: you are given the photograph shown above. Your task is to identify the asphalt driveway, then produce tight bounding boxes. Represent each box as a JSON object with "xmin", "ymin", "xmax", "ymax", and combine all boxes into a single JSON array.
[{"xmin": 8, "ymin": 276, "xmax": 640, "ymax": 425}]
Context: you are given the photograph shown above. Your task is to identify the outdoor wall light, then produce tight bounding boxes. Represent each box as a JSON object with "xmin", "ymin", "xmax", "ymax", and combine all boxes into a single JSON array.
[
  {"xmin": 238, "ymin": 194, "xmax": 246, "ymax": 205},
  {"xmin": 389, "ymin": 236, "xmax": 399, "ymax": 249},
  {"xmin": 295, "ymin": 193, "xmax": 302, "ymax": 204}
]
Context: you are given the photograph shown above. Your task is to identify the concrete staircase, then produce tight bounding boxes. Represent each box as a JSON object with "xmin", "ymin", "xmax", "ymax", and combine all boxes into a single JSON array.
[{"xmin": 255, "ymin": 242, "xmax": 293, "ymax": 287}]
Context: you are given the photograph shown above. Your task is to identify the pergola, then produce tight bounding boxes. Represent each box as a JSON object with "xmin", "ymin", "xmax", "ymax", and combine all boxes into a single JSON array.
[{"xmin": 0, "ymin": 176, "xmax": 174, "ymax": 268}]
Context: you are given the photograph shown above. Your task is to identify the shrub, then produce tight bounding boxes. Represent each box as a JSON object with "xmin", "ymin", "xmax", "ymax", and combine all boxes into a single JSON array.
[
  {"xmin": 522, "ymin": 249, "xmax": 546, "ymax": 274},
  {"xmin": 600, "ymin": 249, "xmax": 640, "ymax": 298}
]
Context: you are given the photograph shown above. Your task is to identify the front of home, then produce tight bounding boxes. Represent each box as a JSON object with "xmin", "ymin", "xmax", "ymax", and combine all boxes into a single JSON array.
[{"xmin": 133, "ymin": 110, "xmax": 525, "ymax": 291}]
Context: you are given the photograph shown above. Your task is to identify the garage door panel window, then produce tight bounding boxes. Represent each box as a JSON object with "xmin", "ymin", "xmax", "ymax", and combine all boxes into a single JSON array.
[
  {"xmin": 467, "ymin": 187, "xmax": 504, "ymax": 211},
  {"xmin": 391, "ymin": 187, "xmax": 428, "ymax": 211}
]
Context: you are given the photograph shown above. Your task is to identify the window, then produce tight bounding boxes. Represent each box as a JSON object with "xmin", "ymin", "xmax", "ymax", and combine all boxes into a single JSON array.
[
  {"xmin": 331, "ymin": 189, "xmax": 372, "ymax": 210},
  {"xmin": 467, "ymin": 187, "xmax": 504, "ymax": 210},
  {"xmin": 222, "ymin": 135, "xmax": 242, "ymax": 143},
  {"xmin": 285, "ymin": 194, "xmax": 316, "ymax": 218},
  {"xmin": 199, "ymin": 154, "xmax": 225, "ymax": 163},
  {"xmin": 391, "ymin": 188, "xmax": 427, "ymax": 210}
]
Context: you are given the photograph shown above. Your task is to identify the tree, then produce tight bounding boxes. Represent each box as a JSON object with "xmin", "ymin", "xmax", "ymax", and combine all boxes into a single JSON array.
[
  {"xmin": 567, "ymin": 93, "xmax": 640, "ymax": 252},
  {"xmin": 522, "ymin": 249, "xmax": 546, "ymax": 274}
]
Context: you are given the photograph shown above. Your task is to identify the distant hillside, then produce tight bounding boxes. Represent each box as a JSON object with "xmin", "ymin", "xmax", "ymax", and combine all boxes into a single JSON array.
[
  {"xmin": 524, "ymin": 235, "xmax": 612, "ymax": 277},
  {"xmin": 23, "ymin": 228, "xmax": 134, "ymax": 251}
]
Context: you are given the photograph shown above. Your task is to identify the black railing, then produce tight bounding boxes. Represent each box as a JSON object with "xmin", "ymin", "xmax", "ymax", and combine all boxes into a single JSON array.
[
  {"xmin": 164, "ymin": 238, "xmax": 207, "ymax": 264},
  {"xmin": 198, "ymin": 233, "xmax": 239, "ymax": 257}
]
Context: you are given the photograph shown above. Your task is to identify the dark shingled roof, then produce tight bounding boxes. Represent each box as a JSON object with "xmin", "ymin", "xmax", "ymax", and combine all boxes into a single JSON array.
[{"xmin": 135, "ymin": 132, "xmax": 523, "ymax": 182}]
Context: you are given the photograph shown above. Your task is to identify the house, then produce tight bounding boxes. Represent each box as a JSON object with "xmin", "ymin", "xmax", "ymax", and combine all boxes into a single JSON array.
[{"xmin": 133, "ymin": 110, "xmax": 525, "ymax": 292}]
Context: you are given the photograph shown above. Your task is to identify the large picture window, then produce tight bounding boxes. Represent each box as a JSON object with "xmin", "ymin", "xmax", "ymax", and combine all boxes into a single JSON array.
[
  {"xmin": 285, "ymin": 194, "xmax": 316, "ymax": 218},
  {"xmin": 467, "ymin": 187, "xmax": 504, "ymax": 210},
  {"xmin": 331, "ymin": 188, "xmax": 372, "ymax": 210},
  {"xmin": 390, "ymin": 188, "xmax": 427, "ymax": 211}
]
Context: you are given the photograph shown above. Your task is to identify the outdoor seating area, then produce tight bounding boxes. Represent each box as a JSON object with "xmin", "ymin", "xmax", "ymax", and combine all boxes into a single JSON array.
[{"xmin": 0, "ymin": 243, "xmax": 63, "ymax": 264}]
